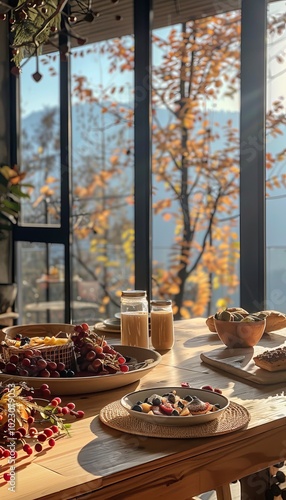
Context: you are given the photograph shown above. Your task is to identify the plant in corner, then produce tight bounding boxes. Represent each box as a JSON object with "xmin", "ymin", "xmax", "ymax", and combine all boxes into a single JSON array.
[{"xmin": 0, "ymin": 164, "xmax": 31, "ymax": 240}]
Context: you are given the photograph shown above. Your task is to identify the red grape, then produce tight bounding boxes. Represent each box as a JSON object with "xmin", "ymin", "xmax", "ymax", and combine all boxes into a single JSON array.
[
  {"xmin": 9, "ymin": 354, "xmax": 19, "ymax": 364},
  {"xmin": 37, "ymin": 358, "xmax": 47, "ymax": 369},
  {"xmin": 22, "ymin": 357, "xmax": 31, "ymax": 367},
  {"xmin": 47, "ymin": 361, "xmax": 57, "ymax": 371},
  {"xmin": 5, "ymin": 362, "xmax": 17, "ymax": 374}
]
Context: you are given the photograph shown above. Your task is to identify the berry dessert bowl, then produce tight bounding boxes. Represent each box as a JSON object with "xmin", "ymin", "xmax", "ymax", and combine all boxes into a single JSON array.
[
  {"xmin": 214, "ymin": 317, "xmax": 266, "ymax": 348},
  {"xmin": 120, "ymin": 386, "xmax": 229, "ymax": 426}
]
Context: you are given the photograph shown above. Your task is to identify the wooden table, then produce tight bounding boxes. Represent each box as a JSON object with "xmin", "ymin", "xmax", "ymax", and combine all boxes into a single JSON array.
[{"xmin": 1, "ymin": 318, "xmax": 286, "ymax": 500}]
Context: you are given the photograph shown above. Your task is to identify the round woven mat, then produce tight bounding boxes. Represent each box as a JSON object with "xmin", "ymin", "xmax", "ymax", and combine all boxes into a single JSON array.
[{"xmin": 99, "ymin": 400, "xmax": 250, "ymax": 439}]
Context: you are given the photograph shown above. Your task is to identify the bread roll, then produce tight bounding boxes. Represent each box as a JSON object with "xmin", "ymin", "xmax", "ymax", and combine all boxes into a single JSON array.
[{"xmin": 259, "ymin": 310, "xmax": 286, "ymax": 333}]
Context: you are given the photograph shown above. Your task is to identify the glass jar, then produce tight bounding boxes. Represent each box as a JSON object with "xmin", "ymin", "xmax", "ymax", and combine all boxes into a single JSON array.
[
  {"xmin": 150, "ymin": 299, "xmax": 174, "ymax": 350},
  {"xmin": 120, "ymin": 290, "xmax": 149, "ymax": 348}
]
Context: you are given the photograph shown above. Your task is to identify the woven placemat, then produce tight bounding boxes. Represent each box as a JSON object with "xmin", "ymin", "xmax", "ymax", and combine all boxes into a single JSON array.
[{"xmin": 99, "ymin": 400, "xmax": 250, "ymax": 439}]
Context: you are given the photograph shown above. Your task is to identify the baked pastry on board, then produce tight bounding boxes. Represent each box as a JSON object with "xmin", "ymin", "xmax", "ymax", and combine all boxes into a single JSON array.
[{"xmin": 253, "ymin": 346, "xmax": 286, "ymax": 372}]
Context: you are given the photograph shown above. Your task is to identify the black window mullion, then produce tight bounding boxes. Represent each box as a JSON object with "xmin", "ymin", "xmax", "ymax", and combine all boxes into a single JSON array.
[
  {"xmin": 240, "ymin": 0, "xmax": 267, "ymax": 312},
  {"xmin": 59, "ymin": 29, "xmax": 72, "ymax": 324},
  {"xmin": 134, "ymin": 0, "xmax": 153, "ymax": 301}
]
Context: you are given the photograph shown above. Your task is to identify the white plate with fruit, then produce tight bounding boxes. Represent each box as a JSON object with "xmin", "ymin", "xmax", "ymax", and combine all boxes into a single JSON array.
[
  {"xmin": 0, "ymin": 323, "xmax": 161, "ymax": 395},
  {"xmin": 121, "ymin": 386, "xmax": 229, "ymax": 426}
]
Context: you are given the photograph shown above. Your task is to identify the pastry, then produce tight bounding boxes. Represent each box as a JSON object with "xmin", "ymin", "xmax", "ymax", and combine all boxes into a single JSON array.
[
  {"xmin": 206, "ymin": 307, "xmax": 249, "ymax": 333},
  {"xmin": 253, "ymin": 346, "xmax": 286, "ymax": 372}
]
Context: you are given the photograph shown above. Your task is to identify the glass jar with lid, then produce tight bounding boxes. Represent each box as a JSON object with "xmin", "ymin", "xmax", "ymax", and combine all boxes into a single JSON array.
[
  {"xmin": 120, "ymin": 290, "xmax": 149, "ymax": 348},
  {"xmin": 150, "ymin": 299, "xmax": 174, "ymax": 350}
]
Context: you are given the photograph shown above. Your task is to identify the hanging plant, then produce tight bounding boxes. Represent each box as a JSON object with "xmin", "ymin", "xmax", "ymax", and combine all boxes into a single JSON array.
[{"xmin": 10, "ymin": 0, "xmax": 63, "ymax": 68}]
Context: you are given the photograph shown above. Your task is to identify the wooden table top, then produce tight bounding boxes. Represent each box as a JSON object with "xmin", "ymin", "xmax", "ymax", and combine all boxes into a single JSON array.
[{"xmin": 1, "ymin": 318, "xmax": 286, "ymax": 499}]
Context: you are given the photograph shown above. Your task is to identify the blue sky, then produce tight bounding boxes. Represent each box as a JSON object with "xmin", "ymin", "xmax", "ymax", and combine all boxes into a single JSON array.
[{"xmin": 20, "ymin": 4, "xmax": 286, "ymax": 118}]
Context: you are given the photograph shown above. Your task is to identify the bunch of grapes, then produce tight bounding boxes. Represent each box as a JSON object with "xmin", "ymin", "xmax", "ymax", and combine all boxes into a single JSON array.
[
  {"xmin": 0, "ymin": 382, "xmax": 84, "ymax": 482},
  {"xmin": 0, "ymin": 350, "xmax": 74, "ymax": 378},
  {"xmin": 71, "ymin": 323, "xmax": 129, "ymax": 375}
]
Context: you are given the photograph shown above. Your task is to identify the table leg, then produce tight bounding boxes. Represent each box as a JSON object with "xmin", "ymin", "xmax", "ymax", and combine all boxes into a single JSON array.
[
  {"xmin": 215, "ymin": 484, "xmax": 232, "ymax": 500},
  {"xmin": 239, "ymin": 468, "xmax": 271, "ymax": 499}
]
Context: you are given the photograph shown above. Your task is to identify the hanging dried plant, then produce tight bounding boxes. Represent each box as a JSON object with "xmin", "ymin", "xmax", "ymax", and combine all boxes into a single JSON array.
[{"xmin": 10, "ymin": 0, "xmax": 64, "ymax": 67}]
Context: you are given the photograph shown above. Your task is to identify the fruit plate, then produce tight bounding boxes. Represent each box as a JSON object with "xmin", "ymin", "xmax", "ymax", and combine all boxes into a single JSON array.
[
  {"xmin": 120, "ymin": 386, "xmax": 229, "ymax": 427},
  {"xmin": 0, "ymin": 346, "xmax": 161, "ymax": 396}
]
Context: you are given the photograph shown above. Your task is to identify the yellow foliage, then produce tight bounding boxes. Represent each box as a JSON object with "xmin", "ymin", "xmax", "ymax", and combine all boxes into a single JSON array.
[
  {"xmin": 46, "ymin": 176, "xmax": 57, "ymax": 184},
  {"xmin": 96, "ymin": 256, "xmax": 108, "ymax": 263},
  {"xmin": 110, "ymin": 155, "xmax": 119, "ymax": 165},
  {"xmin": 180, "ymin": 307, "xmax": 191, "ymax": 319},
  {"xmin": 163, "ymin": 213, "xmax": 172, "ymax": 221},
  {"xmin": 40, "ymin": 186, "xmax": 54, "ymax": 196},
  {"xmin": 216, "ymin": 298, "xmax": 228, "ymax": 309}
]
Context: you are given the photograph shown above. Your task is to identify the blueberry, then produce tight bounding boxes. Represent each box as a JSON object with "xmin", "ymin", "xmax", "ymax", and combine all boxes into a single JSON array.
[
  {"xmin": 60, "ymin": 370, "xmax": 68, "ymax": 377},
  {"xmin": 171, "ymin": 409, "xmax": 180, "ymax": 416},
  {"xmin": 185, "ymin": 395, "xmax": 193, "ymax": 402},
  {"xmin": 132, "ymin": 404, "xmax": 143, "ymax": 412},
  {"xmin": 214, "ymin": 403, "xmax": 221, "ymax": 409},
  {"xmin": 167, "ymin": 393, "xmax": 176, "ymax": 404},
  {"xmin": 136, "ymin": 400, "xmax": 143, "ymax": 405},
  {"xmin": 177, "ymin": 400, "xmax": 184, "ymax": 409},
  {"xmin": 276, "ymin": 471, "xmax": 285, "ymax": 483},
  {"xmin": 20, "ymin": 337, "xmax": 30, "ymax": 346},
  {"xmin": 67, "ymin": 370, "xmax": 75, "ymax": 377},
  {"xmin": 152, "ymin": 397, "xmax": 162, "ymax": 406}
]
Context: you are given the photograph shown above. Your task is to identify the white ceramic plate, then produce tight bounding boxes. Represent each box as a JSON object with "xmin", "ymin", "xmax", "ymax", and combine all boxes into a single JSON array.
[
  {"xmin": 103, "ymin": 318, "xmax": 121, "ymax": 330},
  {"xmin": 121, "ymin": 386, "xmax": 229, "ymax": 426},
  {"xmin": 0, "ymin": 345, "xmax": 161, "ymax": 396},
  {"xmin": 94, "ymin": 322, "xmax": 121, "ymax": 334}
]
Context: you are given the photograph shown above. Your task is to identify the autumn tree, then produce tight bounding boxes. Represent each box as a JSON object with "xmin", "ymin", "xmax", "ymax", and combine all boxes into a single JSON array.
[
  {"xmin": 103, "ymin": 10, "xmax": 286, "ymax": 319},
  {"xmin": 21, "ymin": 10, "xmax": 286, "ymax": 320}
]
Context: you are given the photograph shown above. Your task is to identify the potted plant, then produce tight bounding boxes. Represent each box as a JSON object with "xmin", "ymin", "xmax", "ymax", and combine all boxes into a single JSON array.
[
  {"xmin": 0, "ymin": 164, "xmax": 30, "ymax": 238},
  {"xmin": 0, "ymin": 164, "xmax": 30, "ymax": 320}
]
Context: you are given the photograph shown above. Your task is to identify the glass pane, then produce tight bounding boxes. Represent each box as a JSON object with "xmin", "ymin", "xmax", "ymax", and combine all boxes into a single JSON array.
[
  {"xmin": 266, "ymin": 1, "xmax": 286, "ymax": 311},
  {"xmin": 19, "ymin": 54, "xmax": 61, "ymax": 226},
  {"xmin": 152, "ymin": 8, "xmax": 241, "ymax": 319},
  {"xmin": 70, "ymin": 39, "xmax": 134, "ymax": 319},
  {"xmin": 17, "ymin": 242, "xmax": 66, "ymax": 323}
]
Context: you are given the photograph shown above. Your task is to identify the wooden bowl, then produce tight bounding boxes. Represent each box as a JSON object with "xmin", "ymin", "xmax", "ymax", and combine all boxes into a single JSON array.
[{"xmin": 214, "ymin": 318, "xmax": 266, "ymax": 348}]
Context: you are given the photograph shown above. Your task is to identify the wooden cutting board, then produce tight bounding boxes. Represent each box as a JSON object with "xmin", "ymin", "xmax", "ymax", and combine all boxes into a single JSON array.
[{"xmin": 200, "ymin": 339, "xmax": 286, "ymax": 385}]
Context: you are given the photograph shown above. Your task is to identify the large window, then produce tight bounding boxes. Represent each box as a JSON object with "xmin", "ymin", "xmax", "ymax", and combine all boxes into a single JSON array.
[
  {"xmin": 70, "ymin": 40, "xmax": 134, "ymax": 318},
  {"xmin": 17, "ymin": 29, "xmax": 135, "ymax": 323}
]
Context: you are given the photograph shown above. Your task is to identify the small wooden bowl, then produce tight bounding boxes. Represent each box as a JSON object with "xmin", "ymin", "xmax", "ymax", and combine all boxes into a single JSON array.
[{"xmin": 214, "ymin": 318, "xmax": 266, "ymax": 348}]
